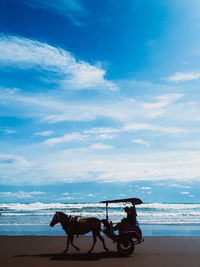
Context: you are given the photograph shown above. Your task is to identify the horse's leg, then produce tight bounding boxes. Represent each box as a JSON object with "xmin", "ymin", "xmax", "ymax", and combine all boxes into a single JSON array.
[
  {"xmin": 113, "ymin": 223, "xmax": 120, "ymax": 231},
  {"xmin": 70, "ymin": 235, "xmax": 80, "ymax": 251},
  {"xmin": 88, "ymin": 231, "xmax": 97, "ymax": 253},
  {"xmin": 62, "ymin": 235, "xmax": 70, "ymax": 253},
  {"xmin": 96, "ymin": 231, "xmax": 109, "ymax": 252}
]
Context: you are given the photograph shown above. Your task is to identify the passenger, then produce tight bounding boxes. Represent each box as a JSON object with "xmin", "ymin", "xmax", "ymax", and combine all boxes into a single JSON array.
[
  {"xmin": 114, "ymin": 205, "xmax": 137, "ymax": 234},
  {"xmin": 127, "ymin": 205, "xmax": 137, "ymax": 226}
]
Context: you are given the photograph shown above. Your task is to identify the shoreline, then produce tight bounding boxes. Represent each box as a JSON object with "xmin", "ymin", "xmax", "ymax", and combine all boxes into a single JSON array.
[
  {"xmin": 1, "ymin": 223, "xmax": 200, "ymax": 236},
  {"xmin": 1, "ymin": 236, "xmax": 200, "ymax": 267}
]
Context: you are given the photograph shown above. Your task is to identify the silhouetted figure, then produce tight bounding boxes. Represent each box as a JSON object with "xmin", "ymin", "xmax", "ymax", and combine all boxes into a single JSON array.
[
  {"xmin": 114, "ymin": 205, "xmax": 137, "ymax": 234},
  {"xmin": 50, "ymin": 212, "xmax": 108, "ymax": 254},
  {"xmin": 126, "ymin": 205, "xmax": 137, "ymax": 226}
]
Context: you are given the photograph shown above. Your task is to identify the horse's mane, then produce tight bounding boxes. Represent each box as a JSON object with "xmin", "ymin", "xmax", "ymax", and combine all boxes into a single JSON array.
[
  {"xmin": 57, "ymin": 211, "xmax": 68, "ymax": 219},
  {"xmin": 57, "ymin": 212, "xmax": 80, "ymax": 223}
]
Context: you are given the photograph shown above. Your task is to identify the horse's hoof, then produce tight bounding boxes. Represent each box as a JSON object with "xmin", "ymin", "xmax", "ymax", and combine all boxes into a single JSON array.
[
  {"xmin": 87, "ymin": 250, "xmax": 92, "ymax": 254},
  {"xmin": 62, "ymin": 250, "xmax": 67, "ymax": 254}
]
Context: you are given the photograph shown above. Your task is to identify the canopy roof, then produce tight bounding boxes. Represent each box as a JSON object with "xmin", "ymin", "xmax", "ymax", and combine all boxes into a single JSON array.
[{"xmin": 100, "ymin": 197, "xmax": 142, "ymax": 205}]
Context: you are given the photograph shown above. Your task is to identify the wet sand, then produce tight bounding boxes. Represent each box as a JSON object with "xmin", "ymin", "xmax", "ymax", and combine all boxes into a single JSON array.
[{"xmin": 1, "ymin": 236, "xmax": 200, "ymax": 267}]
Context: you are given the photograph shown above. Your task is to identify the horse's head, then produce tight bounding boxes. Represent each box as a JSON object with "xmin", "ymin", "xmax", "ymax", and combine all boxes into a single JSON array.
[{"xmin": 50, "ymin": 212, "xmax": 60, "ymax": 227}]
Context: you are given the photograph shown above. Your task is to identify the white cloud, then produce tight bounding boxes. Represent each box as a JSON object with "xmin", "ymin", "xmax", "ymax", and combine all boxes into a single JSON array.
[
  {"xmin": 85, "ymin": 122, "xmax": 185, "ymax": 136},
  {"xmin": 166, "ymin": 72, "xmax": 200, "ymax": 82},
  {"xmin": 60, "ymin": 64, "xmax": 117, "ymax": 90},
  {"xmin": 0, "ymin": 191, "xmax": 46, "ymax": 199},
  {"xmin": 59, "ymin": 196, "xmax": 76, "ymax": 200},
  {"xmin": 0, "ymin": 34, "xmax": 117, "ymax": 91},
  {"xmin": 5, "ymin": 87, "xmax": 19, "ymax": 94},
  {"xmin": 44, "ymin": 132, "xmax": 88, "ymax": 146},
  {"xmin": 132, "ymin": 139, "xmax": 149, "ymax": 146},
  {"xmin": 0, "ymin": 87, "xmax": 189, "ymax": 127},
  {"xmin": 123, "ymin": 123, "xmax": 185, "ymax": 134},
  {"xmin": 147, "ymin": 191, "xmax": 152, "ymax": 194},
  {"xmin": 1, "ymin": 150, "xmax": 200, "ymax": 185},
  {"xmin": 0, "ymin": 154, "xmax": 35, "ymax": 167},
  {"xmin": 140, "ymin": 187, "xmax": 151, "ymax": 190},
  {"xmin": 141, "ymin": 94, "xmax": 184, "ymax": 118},
  {"xmin": 90, "ymin": 143, "xmax": 113, "ymax": 150},
  {"xmin": 23, "ymin": 0, "xmax": 87, "ymax": 26},
  {"xmin": 62, "ymin": 147, "xmax": 89, "ymax": 154},
  {"xmin": 181, "ymin": 191, "xmax": 190, "ymax": 195},
  {"xmin": 1, "ymin": 129, "xmax": 16, "ymax": 134},
  {"xmin": 84, "ymin": 127, "xmax": 119, "ymax": 134},
  {"xmin": 34, "ymin": 130, "xmax": 54, "ymax": 136},
  {"xmin": 44, "ymin": 112, "xmax": 95, "ymax": 123},
  {"xmin": 59, "ymin": 192, "xmax": 83, "ymax": 200},
  {"xmin": 0, "ymin": 154, "xmax": 37, "ymax": 185},
  {"xmin": 155, "ymin": 94, "xmax": 183, "ymax": 102},
  {"xmin": 28, "ymin": 0, "xmax": 85, "ymax": 14},
  {"xmin": 95, "ymin": 134, "xmax": 116, "ymax": 140},
  {"xmin": 88, "ymin": 193, "xmax": 95, "ymax": 197},
  {"xmin": 62, "ymin": 143, "xmax": 113, "ymax": 153},
  {"xmin": 169, "ymin": 184, "xmax": 192, "ymax": 189}
]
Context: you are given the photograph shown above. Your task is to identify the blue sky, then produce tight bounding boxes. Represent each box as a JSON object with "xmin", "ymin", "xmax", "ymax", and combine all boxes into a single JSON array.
[{"xmin": 0, "ymin": 0, "xmax": 200, "ymax": 203}]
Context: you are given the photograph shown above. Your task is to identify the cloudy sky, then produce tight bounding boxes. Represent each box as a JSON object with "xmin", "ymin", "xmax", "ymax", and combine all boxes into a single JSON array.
[{"xmin": 1, "ymin": 0, "xmax": 200, "ymax": 203}]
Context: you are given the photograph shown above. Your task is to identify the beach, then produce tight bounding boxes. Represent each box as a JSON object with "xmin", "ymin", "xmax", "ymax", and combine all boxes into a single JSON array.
[
  {"xmin": 1, "ymin": 202, "xmax": 200, "ymax": 266},
  {"xmin": 1, "ymin": 235, "xmax": 200, "ymax": 267}
]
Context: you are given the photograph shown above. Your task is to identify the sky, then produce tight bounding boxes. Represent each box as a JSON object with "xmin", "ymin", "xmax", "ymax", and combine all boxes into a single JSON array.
[{"xmin": 0, "ymin": 0, "xmax": 200, "ymax": 203}]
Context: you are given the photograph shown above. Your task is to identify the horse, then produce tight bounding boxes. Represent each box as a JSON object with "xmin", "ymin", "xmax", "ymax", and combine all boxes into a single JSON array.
[{"xmin": 50, "ymin": 211, "xmax": 109, "ymax": 253}]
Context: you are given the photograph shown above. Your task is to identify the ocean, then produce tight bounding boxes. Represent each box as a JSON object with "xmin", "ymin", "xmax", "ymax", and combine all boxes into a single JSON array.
[{"xmin": 0, "ymin": 202, "xmax": 200, "ymax": 236}]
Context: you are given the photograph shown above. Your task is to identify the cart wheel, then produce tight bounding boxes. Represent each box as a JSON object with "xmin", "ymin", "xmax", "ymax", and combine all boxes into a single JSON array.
[{"xmin": 117, "ymin": 238, "xmax": 135, "ymax": 256}]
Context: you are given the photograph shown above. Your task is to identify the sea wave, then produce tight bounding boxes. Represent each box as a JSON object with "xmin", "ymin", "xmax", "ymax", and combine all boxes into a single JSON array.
[
  {"xmin": 0, "ymin": 202, "xmax": 200, "ymax": 225},
  {"xmin": 140, "ymin": 203, "xmax": 200, "ymax": 210},
  {"xmin": 2, "ymin": 211, "xmax": 200, "ymax": 217},
  {"xmin": 0, "ymin": 202, "xmax": 125, "ymax": 211},
  {"xmin": 1, "ymin": 202, "xmax": 200, "ymax": 212}
]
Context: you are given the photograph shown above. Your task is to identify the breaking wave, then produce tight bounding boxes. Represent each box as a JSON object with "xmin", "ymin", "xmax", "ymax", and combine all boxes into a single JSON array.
[{"xmin": 0, "ymin": 202, "xmax": 200, "ymax": 225}]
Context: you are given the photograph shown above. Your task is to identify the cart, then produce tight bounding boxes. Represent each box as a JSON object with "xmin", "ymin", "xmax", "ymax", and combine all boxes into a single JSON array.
[{"xmin": 100, "ymin": 197, "xmax": 144, "ymax": 256}]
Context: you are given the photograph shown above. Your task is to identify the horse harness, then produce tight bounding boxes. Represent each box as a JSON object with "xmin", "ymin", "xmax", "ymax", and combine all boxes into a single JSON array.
[{"xmin": 57, "ymin": 213, "xmax": 81, "ymax": 236}]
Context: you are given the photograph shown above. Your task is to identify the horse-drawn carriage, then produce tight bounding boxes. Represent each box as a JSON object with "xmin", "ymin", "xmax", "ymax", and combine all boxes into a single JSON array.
[
  {"xmin": 50, "ymin": 197, "xmax": 143, "ymax": 256},
  {"xmin": 100, "ymin": 197, "xmax": 144, "ymax": 256}
]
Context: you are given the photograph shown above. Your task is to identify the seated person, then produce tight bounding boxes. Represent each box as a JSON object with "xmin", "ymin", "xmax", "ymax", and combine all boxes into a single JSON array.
[
  {"xmin": 114, "ymin": 205, "xmax": 137, "ymax": 234},
  {"xmin": 126, "ymin": 205, "xmax": 137, "ymax": 226}
]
